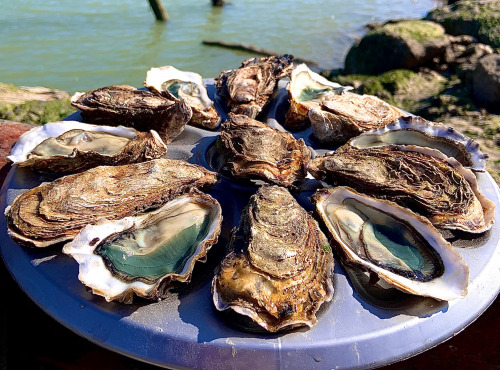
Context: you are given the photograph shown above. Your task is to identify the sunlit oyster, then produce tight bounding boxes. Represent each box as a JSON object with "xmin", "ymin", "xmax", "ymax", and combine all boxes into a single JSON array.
[
  {"xmin": 63, "ymin": 190, "xmax": 222, "ymax": 303},
  {"xmin": 284, "ymin": 63, "xmax": 351, "ymax": 131},
  {"xmin": 145, "ymin": 66, "xmax": 220, "ymax": 129},
  {"xmin": 309, "ymin": 93, "xmax": 404, "ymax": 145},
  {"xmin": 7, "ymin": 121, "xmax": 167, "ymax": 173},
  {"xmin": 311, "ymin": 187, "xmax": 468, "ymax": 301},
  {"xmin": 5, "ymin": 159, "xmax": 218, "ymax": 248},
  {"xmin": 215, "ymin": 54, "xmax": 294, "ymax": 118},
  {"xmin": 212, "ymin": 185, "xmax": 334, "ymax": 332},
  {"xmin": 71, "ymin": 85, "xmax": 192, "ymax": 143},
  {"xmin": 307, "ymin": 146, "xmax": 495, "ymax": 233},
  {"xmin": 341, "ymin": 116, "xmax": 488, "ymax": 172},
  {"xmin": 218, "ymin": 114, "xmax": 311, "ymax": 187}
]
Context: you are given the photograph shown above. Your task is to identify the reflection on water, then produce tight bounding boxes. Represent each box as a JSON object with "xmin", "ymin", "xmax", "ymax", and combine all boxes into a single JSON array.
[{"xmin": 0, "ymin": 0, "xmax": 439, "ymax": 92}]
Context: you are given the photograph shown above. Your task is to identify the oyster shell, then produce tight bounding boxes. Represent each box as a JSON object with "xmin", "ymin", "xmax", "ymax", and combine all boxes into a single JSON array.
[
  {"xmin": 342, "ymin": 116, "xmax": 488, "ymax": 172},
  {"xmin": 309, "ymin": 93, "xmax": 404, "ymax": 145},
  {"xmin": 63, "ymin": 190, "xmax": 222, "ymax": 303},
  {"xmin": 71, "ymin": 85, "xmax": 192, "ymax": 143},
  {"xmin": 212, "ymin": 185, "xmax": 334, "ymax": 332},
  {"xmin": 5, "ymin": 158, "xmax": 218, "ymax": 248},
  {"xmin": 311, "ymin": 187, "xmax": 468, "ymax": 301},
  {"xmin": 7, "ymin": 121, "xmax": 167, "ymax": 173},
  {"xmin": 215, "ymin": 54, "xmax": 294, "ymax": 118},
  {"xmin": 219, "ymin": 114, "xmax": 311, "ymax": 187},
  {"xmin": 285, "ymin": 63, "xmax": 351, "ymax": 131},
  {"xmin": 307, "ymin": 146, "xmax": 495, "ymax": 233},
  {"xmin": 145, "ymin": 66, "xmax": 220, "ymax": 129}
]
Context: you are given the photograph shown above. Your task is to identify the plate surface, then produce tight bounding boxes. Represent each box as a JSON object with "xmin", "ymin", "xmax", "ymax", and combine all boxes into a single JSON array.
[{"xmin": 1, "ymin": 82, "xmax": 500, "ymax": 369}]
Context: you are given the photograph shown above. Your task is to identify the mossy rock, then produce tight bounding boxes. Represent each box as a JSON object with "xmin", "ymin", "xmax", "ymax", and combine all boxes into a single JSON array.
[
  {"xmin": 425, "ymin": 0, "xmax": 500, "ymax": 48},
  {"xmin": 345, "ymin": 20, "xmax": 449, "ymax": 75}
]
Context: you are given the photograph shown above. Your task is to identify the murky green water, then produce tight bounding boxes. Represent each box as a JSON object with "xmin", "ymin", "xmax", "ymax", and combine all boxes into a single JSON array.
[{"xmin": 0, "ymin": 0, "xmax": 438, "ymax": 93}]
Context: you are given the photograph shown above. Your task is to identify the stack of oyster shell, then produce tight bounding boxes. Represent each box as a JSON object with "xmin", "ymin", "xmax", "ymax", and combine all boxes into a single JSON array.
[{"xmin": 3, "ymin": 55, "xmax": 496, "ymax": 333}]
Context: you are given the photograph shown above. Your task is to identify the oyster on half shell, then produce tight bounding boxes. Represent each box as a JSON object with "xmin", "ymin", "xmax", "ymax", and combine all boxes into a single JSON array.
[
  {"xmin": 5, "ymin": 159, "xmax": 218, "ymax": 248},
  {"xmin": 212, "ymin": 185, "xmax": 334, "ymax": 332},
  {"xmin": 311, "ymin": 187, "xmax": 469, "ymax": 301},
  {"xmin": 7, "ymin": 121, "xmax": 167, "ymax": 173},
  {"xmin": 63, "ymin": 190, "xmax": 222, "ymax": 303},
  {"xmin": 145, "ymin": 66, "xmax": 220, "ymax": 129},
  {"xmin": 71, "ymin": 85, "xmax": 192, "ymax": 143}
]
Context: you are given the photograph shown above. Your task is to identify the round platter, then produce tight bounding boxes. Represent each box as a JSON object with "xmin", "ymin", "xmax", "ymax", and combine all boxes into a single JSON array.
[{"xmin": 1, "ymin": 81, "xmax": 500, "ymax": 369}]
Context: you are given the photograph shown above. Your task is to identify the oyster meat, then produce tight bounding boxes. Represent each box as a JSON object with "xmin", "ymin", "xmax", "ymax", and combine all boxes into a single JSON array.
[
  {"xmin": 5, "ymin": 158, "xmax": 218, "ymax": 247},
  {"xmin": 309, "ymin": 93, "xmax": 404, "ymax": 145},
  {"xmin": 212, "ymin": 185, "xmax": 334, "ymax": 332},
  {"xmin": 215, "ymin": 54, "xmax": 294, "ymax": 118},
  {"xmin": 307, "ymin": 147, "xmax": 495, "ymax": 233},
  {"xmin": 71, "ymin": 85, "xmax": 192, "ymax": 143},
  {"xmin": 285, "ymin": 63, "xmax": 351, "ymax": 131},
  {"xmin": 7, "ymin": 121, "xmax": 167, "ymax": 173},
  {"xmin": 311, "ymin": 187, "xmax": 468, "ymax": 301},
  {"xmin": 63, "ymin": 190, "xmax": 222, "ymax": 303},
  {"xmin": 145, "ymin": 66, "xmax": 220, "ymax": 129},
  {"xmin": 219, "ymin": 114, "xmax": 311, "ymax": 187}
]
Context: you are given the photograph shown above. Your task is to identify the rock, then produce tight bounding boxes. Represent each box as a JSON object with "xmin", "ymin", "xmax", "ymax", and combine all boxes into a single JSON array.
[
  {"xmin": 425, "ymin": 0, "xmax": 500, "ymax": 48},
  {"xmin": 473, "ymin": 53, "xmax": 500, "ymax": 112},
  {"xmin": 345, "ymin": 20, "xmax": 449, "ymax": 75}
]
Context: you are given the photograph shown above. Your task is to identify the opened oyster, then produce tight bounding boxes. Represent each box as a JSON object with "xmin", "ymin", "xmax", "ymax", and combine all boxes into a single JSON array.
[
  {"xmin": 71, "ymin": 85, "xmax": 192, "ymax": 143},
  {"xmin": 7, "ymin": 121, "xmax": 167, "ymax": 173},
  {"xmin": 218, "ymin": 114, "xmax": 311, "ymax": 187},
  {"xmin": 307, "ymin": 147, "xmax": 495, "ymax": 233},
  {"xmin": 5, "ymin": 158, "xmax": 218, "ymax": 247},
  {"xmin": 215, "ymin": 54, "xmax": 294, "ymax": 118},
  {"xmin": 285, "ymin": 63, "xmax": 351, "ymax": 131},
  {"xmin": 212, "ymin": 185, "xmax": 334, "ymax": 332},
  {"xmin": 342, "ymin": 116, "xmax": 487, "ymax": 172},
  {"xmin": 309, "ymin": 93, "xmax": 404, "ymax": 145},
  {"xmin": 145, "ymin": 66, "xmax": 220, "ymax": 129},
  {"xmin": 63, "ymin": 190, "xmax": 222, "ymax": 303},
  {"xmin": 311, "ymin": 187, "xmax": 468, "ymax": 301}
]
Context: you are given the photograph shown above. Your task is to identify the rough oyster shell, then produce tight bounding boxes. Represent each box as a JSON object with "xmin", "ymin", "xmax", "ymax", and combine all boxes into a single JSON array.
[
  {"xmin": 215, "ymin": 54, "xmax": 294, "ymax": 118},
  {"xmin": 144, "ymin": 66, "xmax": 220, "ymax": 129},
  {"xmin": 311, "ymin": 187, "xmax": 468, "ymax": 301},
  {"xmin": 63, "ymin": 190, "xmax": 222, "ymax": 303},
  {"xmin": 219, "ymin": 113, "xmax": 311, "ymax": 187},
  {"xmin": 71, "ymin": 85, "xmax": 192, "ymax": 143},
  {"xmin": 307, "ymin": 146, "xmax": 495, "ymax": 233},
  {"xmin": 5, "ymin": 158, "xmax": 218, "ymax": 247},
  {"xmin": 212, "ymin": 185, "xmax": 334, "ymax": 332},
  {"xmin": 7, "ymin": 121, "xmax": 167, "ymax": 173},
  {"xmin": 342, "ymin": 115, "xmax": 488, "ymax": 172},
  {"xmin": 285, "ymin": 63, "xmax": 351, "ymax": 131},
  {"xmin": 309, "ymin": 93, "xmax": 404, "ymax": 145}
]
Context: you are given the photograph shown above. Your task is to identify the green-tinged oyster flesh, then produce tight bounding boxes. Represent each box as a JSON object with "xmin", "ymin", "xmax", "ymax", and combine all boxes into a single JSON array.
[
  {"xmin": 63, "ymin": 190, "xmax": 222, "ymax": 303},
  {"xmin": 5, "ymin": 158, "xmax": 219, "ymax": 248},
  {"xmin": 212, "ymin": 185, "xmax": 334, "ymax": 332},
  {"xmin": 311, "ymin": 187, "xmax": 468, "ymax": 301}
]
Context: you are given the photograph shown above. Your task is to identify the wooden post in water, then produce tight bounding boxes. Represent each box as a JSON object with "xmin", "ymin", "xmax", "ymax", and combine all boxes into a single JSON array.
[{"xmin": 148, "ymin": 0, "xmax": 168, "ymax": 21}]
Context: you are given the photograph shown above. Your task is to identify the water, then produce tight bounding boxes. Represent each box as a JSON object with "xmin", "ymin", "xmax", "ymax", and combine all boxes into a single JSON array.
[{"xmin": 0, "ymin": 0, "xmax": 439, "ymax": 93}]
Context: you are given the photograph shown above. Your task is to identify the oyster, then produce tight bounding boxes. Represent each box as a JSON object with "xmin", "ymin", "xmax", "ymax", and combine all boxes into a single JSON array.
[
  {"xmin": 71, "ymin": 85, "xmax": 192, "ymax": 143},
  {"xmin": 215, "ymin": 54, "xmax": 294, "ymax": 118},
  {"xmin": 307, "ymin": 146, "xmax": 495, "ymax": 233},
  {"xmin": 145, "ymin": 66, "xmax": 220, "ymax": 129},
  {"xmin": 309, "ymin": 93, "xmax": 404, "ymax": 145},
  {"xmin": 342, "ymin": 116, "xmax": 488, "ymax": 172},
  {"xmin": 311, "ymin": 187, "xmax": 468, "ymax": 301},
  {"xmin": 63, "ymin": 190, "xmax": 222, "ymax": 303},
  {"xmin": 219, "ymin": 114, "xmax": 311, "ymax": 187},
  {"xmin": 5, "ymin": 158, "xmax": 218, "ymax": 248},
  {"xmin": 285, "ymin": 63, "xmax": 351, "ymax": 131},
  {"xmin": 212, "ymin": 185, "xmax": 334, "ymax": 332},
  {"xmin": 7, "ymin": 121, "xmax": 167, "ymax": 173}
]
